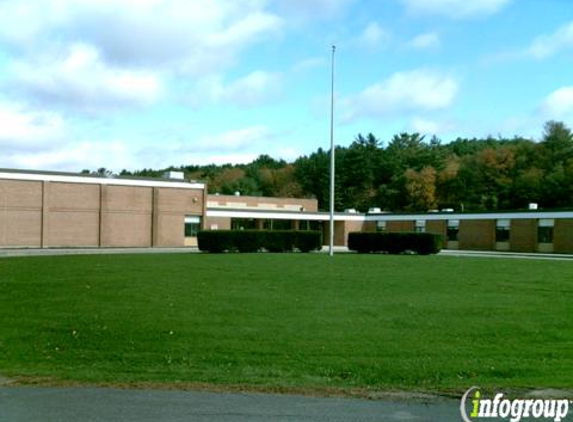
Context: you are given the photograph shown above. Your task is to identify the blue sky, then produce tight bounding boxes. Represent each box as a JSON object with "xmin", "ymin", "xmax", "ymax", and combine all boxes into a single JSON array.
[{"xmin": 1, "ymin": 0, "xmax": 573, "ymax": 172}]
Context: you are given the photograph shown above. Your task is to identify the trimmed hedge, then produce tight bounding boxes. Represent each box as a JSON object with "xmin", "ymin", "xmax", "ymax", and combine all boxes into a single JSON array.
[
  {"xmin": 348, "ymin": 232, "xmax": 442, "ymax": 255},
  {"xmin": 197, "ymin": 230, "xmax": 322, "ymax": 253}
]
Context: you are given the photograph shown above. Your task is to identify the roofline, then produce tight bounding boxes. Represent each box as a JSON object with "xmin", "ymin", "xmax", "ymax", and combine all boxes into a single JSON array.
[
  {"xmin": 0, "ymin": 169, "xmax": 205, "ymax": 190},
  {"xmin": 206, "ymin": 209, "xmax": 364, "ymax": 221},
  {"xmin": 206, "ymin": 208, "xmax": 573, "ymax": 221},
  {"xmin": 208, "ymin": 193, "xmax": 317, "ymax": 202}
]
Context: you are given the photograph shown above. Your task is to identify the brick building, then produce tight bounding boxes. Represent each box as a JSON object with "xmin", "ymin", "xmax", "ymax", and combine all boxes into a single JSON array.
[{"xmin": 1, "ymin": 168, "xmax": 572, "ymax": 253}]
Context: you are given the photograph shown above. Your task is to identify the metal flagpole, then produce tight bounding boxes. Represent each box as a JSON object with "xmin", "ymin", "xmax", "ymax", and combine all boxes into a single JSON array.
[{"xmin": 329, "ymin": 45, "xmax": 336, "ymax": 257}]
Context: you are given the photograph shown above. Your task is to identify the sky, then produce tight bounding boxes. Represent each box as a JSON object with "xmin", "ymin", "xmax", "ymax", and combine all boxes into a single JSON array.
[{"xmin": 1, "ymin": 0, "xmax": 573, "ymax": 172}]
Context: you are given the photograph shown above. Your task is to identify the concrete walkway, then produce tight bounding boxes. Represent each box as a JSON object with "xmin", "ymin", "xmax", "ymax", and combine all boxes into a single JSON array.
[
  {"xmin": 2, "ymin": 246, "xmax": 572, "ymax": 261},
  {"xmin": 0, "ymin": 386, "xmax": 461, "ymax": 422}
]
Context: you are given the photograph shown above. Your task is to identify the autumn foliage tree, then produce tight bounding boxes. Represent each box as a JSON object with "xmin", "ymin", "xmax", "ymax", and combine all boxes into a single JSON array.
[{"xmin": 117, "ymin": 121, "xmax": 573, "ymax": 213}]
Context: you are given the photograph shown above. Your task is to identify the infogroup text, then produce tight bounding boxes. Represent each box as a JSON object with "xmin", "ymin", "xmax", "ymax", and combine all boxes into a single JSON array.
[{"xmin": 460, "ymin": 387, "xmax": 570, "ymax": 422}]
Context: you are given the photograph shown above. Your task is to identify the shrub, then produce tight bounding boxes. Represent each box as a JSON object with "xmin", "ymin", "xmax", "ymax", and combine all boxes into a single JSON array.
[
  {"xmin": 264, "ymin": 230, "xmax": 295, "ymax": 252},
  {"xmin": 197, "ymin": 230, "xmax": 236, "ymax": 253},
  {"xmin": 235, "ymin": 230, "xmax": 263, "ymax": 253},
  {"xmin": 294, "ymin": 231, "xmax": 322, "ymax": 253},
  {"xmin": 347, "ymin": 232, "xmax": 442, "ymax": 255},
  {"xmin": 197, "ymin": 230, "xmax": 323, "ymax": 253}
]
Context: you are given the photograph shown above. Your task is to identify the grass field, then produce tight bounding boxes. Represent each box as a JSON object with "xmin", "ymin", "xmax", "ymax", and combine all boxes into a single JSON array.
[{"xmin": 0, "ymin": 253, "xmax": 572, "ymax": 395}]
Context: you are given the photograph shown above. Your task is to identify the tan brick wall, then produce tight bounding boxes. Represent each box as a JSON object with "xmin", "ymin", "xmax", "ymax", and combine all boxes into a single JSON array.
[
  {"xmin": 426, "ymin": 220, "xmax": 446, "ymax": 237},
  {"xmin": 509, "ymin": 219, "xmax": 537, "ymax": 252},
  {"xmin": 46, "ymin": 211, "xmax": 99, "ymax": 247},
  {"xmin": 0, "ymin": 210, "xmax": 42, "ymax": 247},
  {"xmin": 459, "ymin": 220, "xmax": 495, "ymax": 250},
  {"xmin": 362, "ymin": 221, "xmax": 377, "ymax": 232},
  {"xmin": 43, "ymin": 182, "xmax": 100, "ymax": 247},
  {"xmin": 100, "ymin": 185, "xmax": 153, "ymax": 247},
  {"xmin": 342, "ymin": 221, "xmax": 364, "ymax": 245},
  {"xmin": 387, "ymin": 220, "xmax": 414, "ymax": 232},
  {"xmin": 207, "ymin": 194, "xmax": 318, "ymax": 212},
  {"xmin": 554, "ymin": 219, "xmax": 573, "ymax": 253},
  {"xmin": 153, "ymin": 214, "xmax": 185, "ymax": 247},
  {"xmin": 205, "ymin": 217, "xmax": 231, "ymax": 230},
  {"xmin": 0, "ymin": 180, "xmax": 43, "ymax": 209},
  {"xmin": 153, "ymin": 187, "xmax": 204, "ymax": 247},
  {"xmin": 102, "ymin": 185, "xmax": 153, "ymax": 212},
  {"xmin": 101, "ymin": 213, "xmax": 152, "ymax": 247},
  {"xmin": 47, "ymin": 182, "xmax": 100, "ymax": 211},
  {"xmin": 0, "ymin": 180, "xmax": 43, "ymax": 247}
]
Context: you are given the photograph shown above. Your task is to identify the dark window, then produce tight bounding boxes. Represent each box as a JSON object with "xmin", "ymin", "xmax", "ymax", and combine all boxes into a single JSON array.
[
  {"xmin": 447, "ymin": 227, "xmax": 459, "ymax": 241},
  {"xmin": 447, "ymin": 220, "xmax": 459, "ymax": 241},
  {"xmin": 263, "ymin": 219, "xmax": 292, "ymax": 230},
  {"xmin": 184, "ymin": 216, "xmax": 201, "ymax": 237},
  {"xmin": 231, "ymin": 218, "xmax": 256, "ymax": 230},
  {"xmin": 538, "ymin": 226, "xmax": 554, "ymax": 243},
  {"xmin": 496, "ymin": 227, "xmax": 510, "ymax": 242}
]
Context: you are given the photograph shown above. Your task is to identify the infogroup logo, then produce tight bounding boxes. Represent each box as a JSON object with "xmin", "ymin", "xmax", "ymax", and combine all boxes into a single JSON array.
[{"xmin": 460, "ymin": 387, "xmax": 571, "ymax": 422}]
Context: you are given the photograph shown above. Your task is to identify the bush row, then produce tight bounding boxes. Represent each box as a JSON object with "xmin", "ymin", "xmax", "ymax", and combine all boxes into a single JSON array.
[
  {"xmin": 197, "ymin": 230, "xmax": 322, "ymax": 253},
  {"xmin": 347, "ymin": 232, "xmax": 442, "ymax": 255}
]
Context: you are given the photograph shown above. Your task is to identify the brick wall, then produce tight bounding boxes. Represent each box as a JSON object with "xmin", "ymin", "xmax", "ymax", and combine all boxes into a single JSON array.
[
  {"xmin": 207, "ymin": 194, "xmax": 318, "ymax": 212},
  {"xmin": 459, "ymin": 220, "xmax": 495, "ymax": 250},
  {"xmin": 0, "ymin": 180, "xmax": 42, "ymax": 247},
  {"xmin": 44, "ymin": 182, "xmax": 100, "ymax": 247},
  {"xmin": 509, "ymin": 219, "xmax": 537, "ymax": 252},
  {"xmin": 387, "ymin": 220, "xmax": 414, "ymax": 232},
  {"xmin": 554, "ymin": 219, "xmax": 573, "ymax": 253},
  {"xmin": 426, "ymin": 220, "xmax": 446, "ymax": 237},
  {"xmin": 101, "ymin": 185, "xmax": 153, "ymax": 247}
]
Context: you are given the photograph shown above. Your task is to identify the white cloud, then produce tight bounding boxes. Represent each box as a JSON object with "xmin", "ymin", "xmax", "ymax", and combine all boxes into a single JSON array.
[
  {"xmin": 10, "ymin": 44, "xmax": 163, "ymax": 112},
  {"xmin": 208, "ymin": 71, "xmax": 282, "ymax": 107},
  {"xmin": 292, "ymin": 57, "xmax": 327, "ymax": 73},
  {"xmin": 275, "ymin": 0, "xmax": 356, "ymax": 20},
  {"xmin": 357, "ymin": 22, "xmax": 391, "ymax": 48},
  {"xmin": 0, "ymin": 0, "xmax": 282, "ymax": 73},
  {"xmin": 408, "ymin": 32, "xmax": 440, "ymax": 49},
  {"xmin": 341, "ymin": 69, "xmax": 459, "ymax": 121},
  {"xmin": 0, "ymin": 103, "xmax": 65, "ymax": 151},
  {"xmin": 409, "ymin": 117, "xmax": 441, "ymax": 134},
  {"xmin": 397, "ymin": 0, "xmax": 511, "ymax": 18},
  {"xmin": 195, "ymin": 125, "xmax": 272, "ymax": 152},
  {"xmin": 6, "ymin": 141, "xmax": 133, "ymax": 172},
  {"xmin": 541, "ymin": 87, "xmax": 573, "ymax": 119},
  {"xmin": 525, "ymin": 21, "xmax": 573, "ymax": 60},
  {"xmin": 136, "ymin": 125, "xmax": 277, "ymax": 167}
]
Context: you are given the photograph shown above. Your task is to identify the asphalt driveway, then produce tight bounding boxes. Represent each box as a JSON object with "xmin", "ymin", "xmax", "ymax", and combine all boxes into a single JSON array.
[{"xmin": 0, "ymin": 386, "xmax": 461, "ymax": 422}]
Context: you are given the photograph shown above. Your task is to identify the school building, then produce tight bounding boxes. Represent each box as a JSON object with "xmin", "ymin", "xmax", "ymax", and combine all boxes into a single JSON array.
[{"xmin": 1, "ymin": 168, "xmax": 572, "ymax": 253}]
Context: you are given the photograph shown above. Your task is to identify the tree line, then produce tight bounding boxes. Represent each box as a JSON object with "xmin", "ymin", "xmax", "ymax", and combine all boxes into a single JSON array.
[{"xmin": 110, "ymin": 121, "xmax": 573, "ymax": 213}]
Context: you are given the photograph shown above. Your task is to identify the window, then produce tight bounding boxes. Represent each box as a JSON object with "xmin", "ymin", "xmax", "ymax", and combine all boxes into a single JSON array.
[
  {"xmin": 415, "ymin": 220, "xmax": 426, "ymax": 233},
  {"xmin": 376, "ymin": 221, "xmax": 386, "ymax": 232},
  {"xmin": 184, "ymin": 216, "xmax": 201, "ymax": 237},
  {"xmin": 538, "ymin": 219, "xmax": 554, "ymax": 243},
  {"xmin": 263, "ymin": 219, "xmax": 292, "ymax": 230},
  {"xmin": 496, "ymin": 219, "xmax": 510, "ymax": 242},
  {"xmin": 231, "ymin": 218, "xmax": 256, "ymax": 230},
  {"xmin": 299, "ymin": 220, "xmax": 322, "ymax": 231},
  {"xmin": 447, "ymin": 220, "xmax": 459, "ymax": 241}
]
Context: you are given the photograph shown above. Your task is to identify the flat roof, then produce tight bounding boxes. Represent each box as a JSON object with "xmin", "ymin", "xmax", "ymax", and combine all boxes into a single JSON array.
[
  {"xmin": 206, "ymin": 207, "xmax": 573, "ymax": 221},
  {"xmin": 0, "ymin": 168, "xmax": 205, "ymax": 190}
]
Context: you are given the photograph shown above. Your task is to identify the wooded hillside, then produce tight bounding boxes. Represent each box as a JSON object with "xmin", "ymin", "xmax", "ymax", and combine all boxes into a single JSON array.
[{"xmin": 109, "ymin": 121, "xmax": 573, "ymax": 213}]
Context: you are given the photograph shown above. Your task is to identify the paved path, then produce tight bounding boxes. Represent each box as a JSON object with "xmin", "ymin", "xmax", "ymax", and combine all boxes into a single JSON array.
[
  {"xmin": 2, "ymin": 246, "xmax": 572, "ymax": 261},
  {"xmin": 0, "ymin": 387, "xmax": 461, "ymax": 422}
]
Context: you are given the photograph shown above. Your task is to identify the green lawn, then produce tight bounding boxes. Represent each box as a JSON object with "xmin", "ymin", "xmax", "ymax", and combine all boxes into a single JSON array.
[{"xmin": 0, "ymin": 253, "xmax": 572, "ymax": 394}]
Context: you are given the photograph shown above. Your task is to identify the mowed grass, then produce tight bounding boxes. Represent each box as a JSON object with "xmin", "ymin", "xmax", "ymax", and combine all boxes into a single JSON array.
[{"xmin": 0, "ymin": 253, "xmax": 572, "ymax": 394}]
